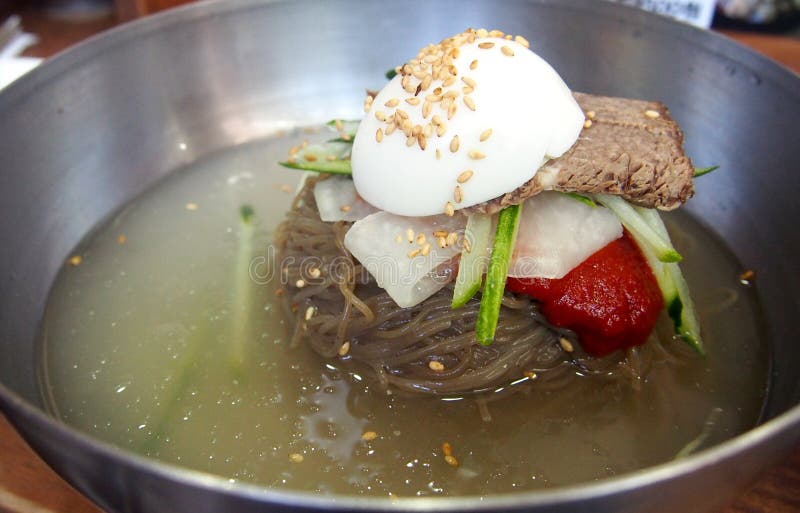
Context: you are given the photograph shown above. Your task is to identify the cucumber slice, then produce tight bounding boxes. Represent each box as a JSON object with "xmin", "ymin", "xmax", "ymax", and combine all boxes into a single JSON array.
[
  {"xmin": 452, "ymin": 214, "xmax": 493, "ymax": 308},
  {"xmin": 476, "ymin": 205, "xmax": 522, "ymax": 346},
  {"xmin": 694, "ymin": 166, "xmax": 719, "ymax": 177},
  {"xmin": 593, "ymin": 194, "xmax": 682, "ymax": 263},
  {"xmin": 326, "ymin": 119, "xmax": 360, "ymax": 141},
  {"xmin": 279, "ymin": 141, "xmax": 353, "ymax": 175},
  {"xmin": 634, "ymin": 206, "xmax": 704, "ymax": 354}
]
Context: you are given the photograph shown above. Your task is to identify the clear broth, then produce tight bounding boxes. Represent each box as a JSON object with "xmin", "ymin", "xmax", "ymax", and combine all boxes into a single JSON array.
[{"xmin": 39, "ymin": 131, "xmax": 769, "ymax": 497}]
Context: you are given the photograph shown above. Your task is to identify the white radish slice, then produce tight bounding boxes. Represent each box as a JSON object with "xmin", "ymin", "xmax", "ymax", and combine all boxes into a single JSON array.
[
  {"xmin": 313, "ymin": 176, "xmax": 380, "ymax": 222},
  {"xmin": 508, "ymin": 192, "xmax": 622, "ymax": 279},
  {"xmin": 344, "ymin": 212, "xmax": 466, "ymax": 308}
]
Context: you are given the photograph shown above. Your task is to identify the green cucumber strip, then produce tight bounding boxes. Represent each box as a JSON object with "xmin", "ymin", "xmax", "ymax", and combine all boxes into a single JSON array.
[
  {"xmin": 593, "ymin": 194, "xmax": 682, "ymax": 263},
  {"xmin": 452, "ymin": 214, "xmax": 493, "ymax": 308},
  {"xmin": 326, "ymin": 119, "xmax": 360, "ymax": 140},
  {"xmin": 279, "ymin": 141, "xmax": 353, "ymax": 175},
  {"xmin": 279, "ymin": 159, "xmax": 352, "ymax": 175},
  {"xmin": 694, "ymin": 166, "xmax": 719, "ymax": 178},
  {"xmin": 634, "ymin": 206, "xmax": 705, "ymax": 354},
  {"xmin": 562, "ymin": 192, "xmax": 597, "ymax": 208},
  {"xmin": 476, "ymin": 205, "xmax": 522, "ymax": 346},
  {"xmin": 385, "ymin": 68, "xmax": 398, "ymax": 80}
]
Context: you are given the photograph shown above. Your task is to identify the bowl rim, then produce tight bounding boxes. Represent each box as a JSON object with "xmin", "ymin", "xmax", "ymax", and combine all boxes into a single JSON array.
[{"xmin": 2, "ymin": 0, "xmax": 800, "ymax": 509}]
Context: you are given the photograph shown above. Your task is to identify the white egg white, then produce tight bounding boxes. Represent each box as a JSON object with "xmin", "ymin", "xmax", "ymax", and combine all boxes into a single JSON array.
[{"xmin": 351, "ymin": 36, "xmax": 585, "ymax": 217}]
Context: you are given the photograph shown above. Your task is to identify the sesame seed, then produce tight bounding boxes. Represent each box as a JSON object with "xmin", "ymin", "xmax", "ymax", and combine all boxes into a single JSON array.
[
  {"xmin": 289, "ymin": 453, "xmax": 304, "ymax": 463},
  {"xmin": 444, "ymin": 202, "xmax": 455, "ymax": 216},
  {"xmin": 185, "ymin": 202, "xmax": 199, "ymax": 211},
  {"xmin": 462, "ymin": 86, "xmax": 474, "ymax": 95},
  {"xmin": 559, "ymin": 337, "xmax": 574, "ymax": 353},
  {"xmin": 444, "ymin": 455, "xmax": 459, "ymax": 467},
  {"xmin": 454, "ymin": 185, "xmax": 463, "ymax": 203},
  {"xmin": 295, "ymin": 279, "xmax": 306, "ymax": 288},
  {"xmin": 442, "ymin": 442, "xmax": 453, "ymax": 456},
  {"xmin": 501, "ymin": 45, "xmax": 514, "ymax": 57},
  {"xmin": 433, "ymin": 230, "xmax": 448, "ymax": 237},
  {"xmin": 470, "ymin": 59, "xmax": 478, "ymax": 70},
  {"xmin": 68, "ymin": 255, "xmax": 82, "ymax": 266},
  {"xmin": 461, "ymin": 76, "xmax": 477, "ymax": 88},
  {"xmin": 421, "ymin": 243, "xmax": 431, "ymax": 256},
  {"xmin": 416, "ymin": 233, "xmax": 426, "ymax": 245},
  {"xmin": 405, "ymin": 97, "xmax": 420, "ymax": 105},
  {"xmin": 480, "ymin": 128, "xmax": 493, "ymax": 142},
  {"xmin": 386, "ymin": 123, "xmax": 397, "ymax": 135},
  {"xmin": 645, "ymin": 109, "xmax": 661, "ymax": 119},
  {"xmin": 524, "ymin": 371, "xmax": 537, "ymax": 380},
  {"xmin": 406, "ymin": 228, "xmax": 415, "ymax": 243},
  {"xmin": 469, "ymin": 150, "xmax": 486, "ymax": 160},
  {"xmin": 437, "ymin": 236, "xmax": 447, "ymax": 248},
  {"xmin": 275, "ymin": 288, "xmax": 285, "ymax": 297},
  {"xmin": 288, "ymin": 145, "xmax": 300, "ymax": 156},
  {"xmin": 421, "ymin": 74, "xmax": 433, "ymax": 90},
  {"xmin": 338, "ymin": 340, "xmax": 351, "ymax": 356},
  {"xmin": 462, "ymin": 236, "xmax": 472, "ymax": 253},
  {"xmin": 385, "ymin": 98, "xmax": 399, "ymax": 107},
  {"xmin": 375, "ymin": 110, "xmax": 386, "ymax": 121},
  {"xmin": 446, "ymin": 232, "xmax": 458, "ymax": 246},
  {"xmin": 326, "ymin": 155, "xmax": 337, "ymax": 161},
  {"xmin": 362, "ymin": 431, "xmax": 379, "ymax": 441},
  {"xmin": 423, "ymin": 124, "xmax": 433, "ymax": 138},
  {"xmin": 335, "ymin": 119, "xmax": 344, "ymax": 131},
  {"xmin": 426, "ymin": 94, "xmax": 442, "ymax": 103},
  {"xmin": 408, "ymin": 248, "xmax": 421, "ymax": 258},
  {"xmin": 478, "ymin": 42, "xmax": 494, "ymax": 49},
  {"xmin": 447, "ymin": 102, "xmax": 457, "ymax": 120},
  {"xmin": 586, "ymin": 110, "xmax": 596, "ymax": 119},
  {"xmin": 436, "ymin": 149, "xmax": 442, "ymax": 160},
  {"xmin": 429, "ymin": 360, "xmax": 445, "ymax": 371},
  {"xmin": 376, "ymin": 128, "xmax": 384, "ymax": 142},
  {"xmin": 412, "ymin": 124, "xmax": 422, "ymax": 136},
  {"xmin": 457, "ymin": 170, "xmax": 474, "ymax": 183},
  {"xmin": 423, "ymin": 101, "xmax": 433, "ymax": 118},
  {"xmin": 406, "ymin": 136, "xmax": 416, "ymax": 147},
  {"xmin": 450, "ymin": 135, "xmax": 460, "ymax": 152},
  {"xmin": 739, "ymin": 269, "xmax": 756, "ymax": 284},
  {"xmin": 304, "ymin": 154, "xmax": 317, "ymax": 162},
  {"xmin": 489, "ymin": 29, "xmax": 505, "ymax": 38},
  {"xmin": 476, "ymin": 28, "xmax": 489, "ymax": 38},
  {"xmin": 340, "ymin": 205, "xmax": 352, "ymax": 212},
  {"xmin": 463, "ymin": 96, "xmax": 476, "ymax": 111},
  {"xmin": 396, "ymin": 109, "xmax": 409, "ymax": 120},
  {"xmin": 436, "ymin": 123, "xmax": 447, "ymax": 137},
  {"xmin": 515, "ymin": 35, "xmax": 530, "ymax": 48},
  {"xmin": 395, "ymin": 234, "xmax": 403, "ymax": 244},
  {"xmin": 443, "ymin": 90, "xmax": 460, "ymax": 100},
  {"xmin": 308, "ymin": 267, "xmax": 321, "ymax": 278},
  {"xmin": 304, "ymin": 306, "xmax": 316, "ymax": 321},
  {"xmin": 583, "ymin": 119, "xmax": 593, "ymax": 129},
  {"xmin": 442, "ymin": 76, "xmax": 456, "ymax": 87}
]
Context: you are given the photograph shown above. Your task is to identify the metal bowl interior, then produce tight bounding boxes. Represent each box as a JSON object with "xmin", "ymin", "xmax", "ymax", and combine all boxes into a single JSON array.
[{"xmin": 1, "ymin": 1, "xmax": 799, "ymax": 512}]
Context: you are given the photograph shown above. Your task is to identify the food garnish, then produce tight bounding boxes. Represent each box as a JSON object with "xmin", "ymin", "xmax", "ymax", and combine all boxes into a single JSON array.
[
  {"xmin": 279, "ymin": 27, "xmax": 712, "ymax": 357},
  {"xmin": 476, "ymin": 204, "xmax": 521, "ymax": 345}
]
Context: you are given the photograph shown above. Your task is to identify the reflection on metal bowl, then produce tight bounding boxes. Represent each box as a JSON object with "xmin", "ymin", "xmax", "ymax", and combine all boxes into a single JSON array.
[{"xmin": 0, "ymin": 1, "xmax": 799, "ymax": 512}]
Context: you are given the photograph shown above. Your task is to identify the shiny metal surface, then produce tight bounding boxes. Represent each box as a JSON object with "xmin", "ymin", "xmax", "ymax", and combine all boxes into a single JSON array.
[{"xmin": 0, "ymin": 0, "xmax": 799, "ymax": 512}]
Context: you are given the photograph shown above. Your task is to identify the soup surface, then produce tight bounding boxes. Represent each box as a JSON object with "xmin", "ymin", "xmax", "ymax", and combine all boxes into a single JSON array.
[{"xmin": 40, "ymin": 130, "xmax": 769, "ymax": 497}]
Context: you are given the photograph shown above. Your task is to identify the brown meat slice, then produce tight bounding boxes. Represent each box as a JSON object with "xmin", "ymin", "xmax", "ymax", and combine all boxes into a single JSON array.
[{"xmin": 466, "ymin": 92, "xmax": 695, "ymax": 215}]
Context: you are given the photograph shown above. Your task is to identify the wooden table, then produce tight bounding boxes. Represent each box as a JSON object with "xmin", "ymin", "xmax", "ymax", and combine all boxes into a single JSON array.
[{"xmin": 1, "ymin": 8, "xmax": 799, "ymax": 513}]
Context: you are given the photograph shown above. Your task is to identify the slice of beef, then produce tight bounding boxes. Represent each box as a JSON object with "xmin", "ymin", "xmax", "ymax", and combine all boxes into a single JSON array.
[{"xmin": 466, "ymin": 92, "xmax": 695, "ymax": 215}]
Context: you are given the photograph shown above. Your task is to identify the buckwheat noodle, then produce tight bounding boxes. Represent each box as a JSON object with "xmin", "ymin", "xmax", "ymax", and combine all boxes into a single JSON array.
[{"xmin": 276, "ymin": 176, "xmax": 681, "ymax": 397}]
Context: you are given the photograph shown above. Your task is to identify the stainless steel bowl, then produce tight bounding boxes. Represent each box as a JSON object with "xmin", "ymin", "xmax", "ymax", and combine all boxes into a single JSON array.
[{"xmin": 1, "ymin": 1, "xmax": 799, "ymax": 512}]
